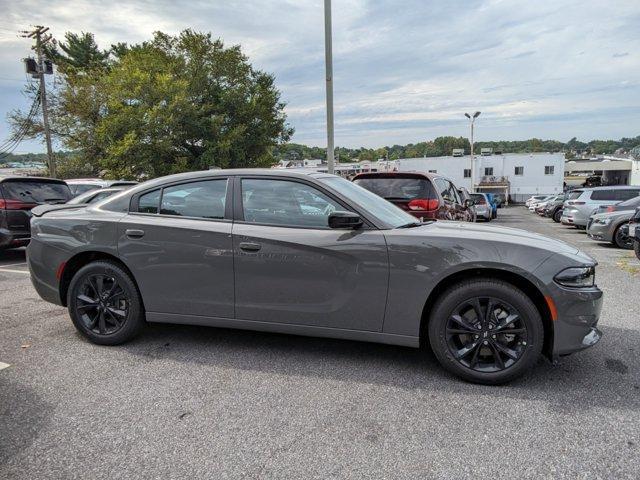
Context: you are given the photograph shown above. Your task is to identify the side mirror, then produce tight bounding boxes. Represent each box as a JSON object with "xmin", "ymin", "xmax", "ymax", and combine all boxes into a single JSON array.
[
  {"xmin": 328, "ymin": 211, "xmax": 363, "ymax": 229},
  {"xmin": 464, "ymin": 199, "xmax": 474, "ymax": 208}
]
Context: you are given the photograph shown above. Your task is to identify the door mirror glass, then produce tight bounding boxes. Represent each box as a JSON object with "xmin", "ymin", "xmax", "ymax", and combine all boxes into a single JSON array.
[
  {"xmin": 464, "ymin": 198, "xmax": 474, "ymax": 208},
  {"xmin": 328, "ymin": 211, "xmax": 363, "ymax": 229}
]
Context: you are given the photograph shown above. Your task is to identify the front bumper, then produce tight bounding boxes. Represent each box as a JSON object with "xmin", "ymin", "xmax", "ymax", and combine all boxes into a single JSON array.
[
  {"xmin": 0, "ymin": 228, "xmax": 30, "ymax": 248},
  {"xmin": 586, "ymin": 222, "xmax": 614, "ymax": 242},
  {"xmin": 550, "ymin": 283, "xmax": 603, "ymax": 357},
  {"xmin": 561, "ymin": 209, "xmax": 589, "ymax": 227}
]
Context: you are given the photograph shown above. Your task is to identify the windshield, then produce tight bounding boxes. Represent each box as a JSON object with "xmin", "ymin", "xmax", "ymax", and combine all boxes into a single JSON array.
[
  {"xmin": 320, "ymin": 176, "xmax": 418, "ymax": 228},
  {"xmin": 471, "ymin": 194, "xmax": 486, "ymax": 204},
  {"xmin": 1, "ymin": 180, "xmax": 72, "ymax": 204}
]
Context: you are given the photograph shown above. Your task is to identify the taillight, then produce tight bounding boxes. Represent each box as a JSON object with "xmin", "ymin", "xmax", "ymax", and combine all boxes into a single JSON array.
[
  {"xmin": 0, "ymin": 199, "xmax": 38, "ymax": 210},
  {"xmin": 408, "ymin": 199, "xmax": 439, "ymax": 211}
]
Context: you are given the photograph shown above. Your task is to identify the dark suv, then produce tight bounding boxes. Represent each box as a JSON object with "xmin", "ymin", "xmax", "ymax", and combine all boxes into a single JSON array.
[
  {"xmin": 0, "ymin": 176, "xmax": 72, "ymax": 249},
  {"xmin": 352, "ymin": 172, "xmax": 470, "ymax": 221}
]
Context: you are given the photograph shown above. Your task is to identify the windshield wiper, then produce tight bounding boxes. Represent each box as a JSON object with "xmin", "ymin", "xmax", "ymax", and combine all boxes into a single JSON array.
[{"xmin": 395, "ymin": 221, "xmax": 423, "ymax": 229}]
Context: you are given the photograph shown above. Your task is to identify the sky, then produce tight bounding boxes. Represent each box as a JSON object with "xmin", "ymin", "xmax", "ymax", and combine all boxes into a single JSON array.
[{"xmin": 0, "ymin": 0, "xmax": 638, "ymax": 153}]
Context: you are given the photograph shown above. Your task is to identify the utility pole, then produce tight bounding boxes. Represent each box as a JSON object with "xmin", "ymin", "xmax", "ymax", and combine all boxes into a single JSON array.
[
  {"xmin": 323, "ymin": 0, "xmax": 335, "ymax": 174},
  {"xmin": 23, "ymin": 26, "xmax": 56, "ymax": 177},
  {"xmin": 464, "ymin": 111, "xmax": 481, "ymax": 192}
]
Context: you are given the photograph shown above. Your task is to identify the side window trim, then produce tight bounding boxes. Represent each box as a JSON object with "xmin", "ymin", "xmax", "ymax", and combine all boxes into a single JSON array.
[{"xmin": 130, "ymin": 177, "xmax": 233, "ymax": 222}]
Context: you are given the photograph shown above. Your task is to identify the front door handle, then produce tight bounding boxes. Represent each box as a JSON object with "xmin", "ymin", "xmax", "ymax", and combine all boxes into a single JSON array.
[
  {"xmin": 125, "ymin": 229, "xmax": 145, "ymax": 239},
  {"xmin": 239, "ymin": 242, "xmax": 261, "ymax": 252}
]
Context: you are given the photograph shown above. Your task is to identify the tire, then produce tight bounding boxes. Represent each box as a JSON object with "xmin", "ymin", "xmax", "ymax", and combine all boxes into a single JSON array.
[
  {"xmin": 635, "ymin": 240, "xmax": 640, "ymax": 261},
  {"xmin": 613, "ymin": 224, "xmax": 634, "ymax": 250},
  {"xmin": 553, "ymin": 209, "xmax": 562, "ymax": 223},
  {"xmin": 492, "ymin": 210, "xmax": 497, "ymax": 219},
  {"xmin": 67, "ymin": 260, "xmax": 145, "ymax": 345},
  {"xmin": 427, "ymin": 278, "xmax": 543, "ymax": 385}
]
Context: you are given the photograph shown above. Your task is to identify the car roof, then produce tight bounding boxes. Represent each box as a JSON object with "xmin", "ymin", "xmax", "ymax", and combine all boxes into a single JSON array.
[{"xmin": 352, "ymin": 171, "xmax": 456, "ymax": 183}]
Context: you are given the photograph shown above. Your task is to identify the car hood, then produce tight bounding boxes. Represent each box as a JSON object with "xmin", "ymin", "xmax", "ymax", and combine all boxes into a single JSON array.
[{"xmin": 407, "ymin": 221, "xmax": 580, "ymax": 255}]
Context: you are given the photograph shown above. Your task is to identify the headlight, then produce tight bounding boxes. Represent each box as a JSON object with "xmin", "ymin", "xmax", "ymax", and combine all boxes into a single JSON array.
[
  {"xmin": 554, "ymin": 266, "xmax": 595, "ymax": 288},
  {"xmin": 593, "ymin": 217, "xmax": 611, "ymax": 225}
]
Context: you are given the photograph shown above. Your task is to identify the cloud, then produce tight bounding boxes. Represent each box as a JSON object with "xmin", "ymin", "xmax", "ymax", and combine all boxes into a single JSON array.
[{"xmin": 0, "ymin": 0, "xmax": 639, "ymax": 152}]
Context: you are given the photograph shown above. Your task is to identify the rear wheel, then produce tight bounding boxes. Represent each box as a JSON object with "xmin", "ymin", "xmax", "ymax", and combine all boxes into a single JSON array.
[
  {"xmin": 67, "ymin": 260, "xmax": 145, "ymax": 345},
  {"xmin": 553, "ymin": 209, "xmax": 563, "ymax": 223},
  {"xmin": 428, "ymin": 279, "xmax": 543, "ymax": 384}
]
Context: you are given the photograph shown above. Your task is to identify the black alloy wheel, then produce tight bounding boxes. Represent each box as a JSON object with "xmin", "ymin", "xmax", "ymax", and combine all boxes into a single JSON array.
[
  {"xmin": 428, "ymin": 279, "xmax": 543, "ymax": 384},
  {"xmin": 444, "ymin": 297, "xmax": 527, "ymax": 373},
  {"xmin": 614, "ymin": 224, "xmax": 634, "ymax": 250},
  {"xmin": 553, "ymin": 208, "xmax": 563, "ymax": 223},
  {"xmin": 68, "ymin": 260, "xmax": 145, "ymax": 345},
  {"xmin": 75, "ymin": 274, "xmax": 129, "ymax": 335}
]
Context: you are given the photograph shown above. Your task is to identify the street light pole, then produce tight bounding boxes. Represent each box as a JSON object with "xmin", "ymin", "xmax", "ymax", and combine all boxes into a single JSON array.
[
  {"xmin": 464, "ymin": 111, "xmax": 481, "ymax": 192},
  {"xmin": 324, "ymin": 0, "xmax": 335, "ymax": 174}
]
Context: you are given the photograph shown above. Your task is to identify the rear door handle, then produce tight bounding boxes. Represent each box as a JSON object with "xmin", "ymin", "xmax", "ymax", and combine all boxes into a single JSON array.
[
  {"xmin": 239, "ymin": 242, "xmax": 261, "ymax": 252},
  {"xmin": 125, "ymin": 229, "xmax": 145, "ymax": 239}
]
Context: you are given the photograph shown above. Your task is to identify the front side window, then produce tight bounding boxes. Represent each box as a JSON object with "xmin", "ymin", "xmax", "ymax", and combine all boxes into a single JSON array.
[
  {"xmin": 241, "ymin": 179, "xmax": 342, "ymax": 228},
  {"xmin": 160, "ymin": 180, "xmax": 227, "ymax": 219},
  {"xmin": 590, "ymin": 190, "xmax": 617, "ymax": 201}
]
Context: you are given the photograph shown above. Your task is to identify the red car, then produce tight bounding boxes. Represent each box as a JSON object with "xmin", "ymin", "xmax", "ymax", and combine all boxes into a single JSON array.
[{"xmin": 352, "ymin": 172, "xmax": 471, "ymax": 221}]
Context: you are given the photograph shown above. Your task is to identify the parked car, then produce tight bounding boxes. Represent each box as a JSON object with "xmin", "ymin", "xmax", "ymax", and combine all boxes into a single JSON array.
[
  {"xmin": 27, "ymin": 169, "xmax": 603, "ymax": 385},
  {"xmin": 352, "ymin": 172, "xmax": 470, "ymax": 221},
  {"xmin": 543, "ymin": 195, "xmax": 568, "ymax": 223},
  {"xmin": 470, "ymin": 193, "xmax": 492, "ymax": 222},
  {"xmin": 525, "ymin": 195, "xmax": 548, "ymax": 208},
  {"xmin": 66, "ymin": 178, "xmax": 138, "ymax": 197},
  {"xmin": 0, "ymin": 176, "xmax": 72, "ymax": 249},
  {"xmin": 561, "ymin": 186, "xmax": 640, "ymax": 229},
  {"xmin": 529, "ymin": 195, "xmax": 553, "ymax": 212},
  {"xmin": 587, "ymin": 210, "xmax": 635, "ymax": 249},
  {"xmin": 66, "ymin": 186, "xmax": 130, "ymax": 205},
  {"xmin": 629, "ymin": 207, "xmax": 640, "ymax": 261}
]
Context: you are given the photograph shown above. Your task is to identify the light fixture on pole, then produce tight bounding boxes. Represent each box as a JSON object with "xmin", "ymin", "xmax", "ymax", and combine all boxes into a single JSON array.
[
  {"xmin": 464, "ymin": 111, "xmax": 481, "ymax": 191},
  {"xmin": 324, "ymin": 0, "xmax": 335, "ymax": 174}
]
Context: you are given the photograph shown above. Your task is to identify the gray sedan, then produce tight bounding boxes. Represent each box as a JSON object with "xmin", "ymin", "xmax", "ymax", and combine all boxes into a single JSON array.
[
  {"xmin": 27, "ymin": 169, "xmax": 603, "ymax": 384},
  {"xmin": 587, "ymin": 210, "xmax": 635, "ymax": 249}
]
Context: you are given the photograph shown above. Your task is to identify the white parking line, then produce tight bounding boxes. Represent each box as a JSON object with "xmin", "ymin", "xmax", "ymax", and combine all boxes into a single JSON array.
[
  {"xmin": 0, "ymin": 268, "xmax": 29, "ymax": 274},
  {"xmin": 0, "ymin": 362, "xmax": 10, "ymax": 371},
  {"xmin": 0, "ymin": 262, "xmax": 28, "ymax": 267}
]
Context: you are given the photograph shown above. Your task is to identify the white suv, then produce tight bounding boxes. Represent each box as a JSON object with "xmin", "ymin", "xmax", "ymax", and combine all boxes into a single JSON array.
[{"xmin": 561, "ymin": 186, "xmax": 640, "ymax": 228}]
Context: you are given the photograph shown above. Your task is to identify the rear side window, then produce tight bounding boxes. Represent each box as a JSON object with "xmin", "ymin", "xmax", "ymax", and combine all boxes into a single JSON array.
[
  {"xmin": 567, "ymin": 190, "xmax": 583, "ymax": 200},
  {"xmin": 138, "ymin": 189, "xmax": 161, "ymax": 213},
  {"xmin": 1, "ymin": 180, "xmax": 72, "ymax": 204},
  {"xmin": 590, "ymin": 190, "xmax": 617, "ymax": 201},
  {"xmin": 353, "ymin": 177, "xmax": 436, "ymax": 201},
  {"xmin": 160, "ymin": 180, "xmax": 227, "ymax": 219}
]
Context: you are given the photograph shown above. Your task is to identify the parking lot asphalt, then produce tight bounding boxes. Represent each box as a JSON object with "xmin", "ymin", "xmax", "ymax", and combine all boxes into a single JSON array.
[{"xmin": 1, "ymin": 207, "xmax": 639, "ymax": 479}]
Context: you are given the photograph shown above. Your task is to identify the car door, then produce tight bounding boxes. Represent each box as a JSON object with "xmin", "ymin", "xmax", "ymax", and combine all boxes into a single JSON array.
[
  {"xmin": 117, "ymin": 177, "xmax": 235, "ymax": 318},
  {"xmin": 232, "ymin": 176, "xmax": 389, "ymax": 331}
]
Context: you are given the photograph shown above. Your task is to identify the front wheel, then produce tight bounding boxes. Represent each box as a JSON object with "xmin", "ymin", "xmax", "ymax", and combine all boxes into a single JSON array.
[
  {"xmin": 67, "ymin": 260, "xmax": 145, "ymax": 345},
  {"xmin": 553, "ymin": 209, "xmax": 563, "ymax": 223},
  {"xmin": 428, "ymin": 279, "xmax": 543, "ymax": 384},
  {"xmin": 613, "ymin": 224, "xmax": 634, "ymax": 250}
]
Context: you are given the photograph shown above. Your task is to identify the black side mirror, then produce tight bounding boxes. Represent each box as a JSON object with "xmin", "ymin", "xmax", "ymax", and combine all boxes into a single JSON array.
[
  {"xmin": 328, "ymin": 211, "xmax": 363, "ymax": 229},
  {"xmin": 464, "ymin": 199, "xmax": 474, "ymax": 208}
]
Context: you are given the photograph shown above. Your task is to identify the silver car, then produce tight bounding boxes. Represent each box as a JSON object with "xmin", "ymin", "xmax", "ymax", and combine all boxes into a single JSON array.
[
  {"xmin": 470, "ymin": 193, "xmax": 492, "ymax": 221},
  {"xmin": 561, "ymin": 186, "xmax": 640, "ymax": 228},
  {"xmin": 587, "ymin": 210, "xmax": 634, "ymax": 249},
  {"xmin": 27, "ymin": 169, "xmax": 603, "ymax": 385}
]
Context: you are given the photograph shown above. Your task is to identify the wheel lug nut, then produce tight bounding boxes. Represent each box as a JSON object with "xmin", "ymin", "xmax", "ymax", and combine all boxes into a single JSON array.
[
  {"xmin": 492, "ymin": 335, "xmax": 496, "ymax": 339},
  {"xmin": 483, "ymin": 340, "xmax": 488, "ymax": 345}
]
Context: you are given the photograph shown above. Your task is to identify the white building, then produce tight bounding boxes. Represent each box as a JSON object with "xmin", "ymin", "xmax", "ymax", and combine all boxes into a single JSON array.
[
  {"xmin": 395, "ymin": 152, "xmax": 565, "ymax": 203},
  {"xmin": 564, "ymin": 156, "xmax": 640, "ymax": 187}
]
